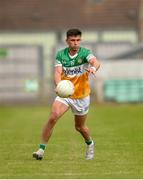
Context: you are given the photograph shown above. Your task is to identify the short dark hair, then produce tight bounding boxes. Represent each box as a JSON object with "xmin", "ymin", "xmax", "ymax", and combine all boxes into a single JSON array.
[{"xmin": 66, "ymin": 28, "xmax": 82, "ymax": 38}]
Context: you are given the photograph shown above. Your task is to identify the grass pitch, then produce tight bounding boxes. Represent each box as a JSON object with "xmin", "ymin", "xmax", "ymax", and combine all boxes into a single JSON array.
[{"xmin": 0, "ymin": 104, "xmax": 143, "ymax": 178}]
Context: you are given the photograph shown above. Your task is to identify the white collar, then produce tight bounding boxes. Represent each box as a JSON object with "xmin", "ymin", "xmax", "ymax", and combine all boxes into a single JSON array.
[{"xmin": 69, "ymin": 53, "xmax": 78, "ymax": 59}]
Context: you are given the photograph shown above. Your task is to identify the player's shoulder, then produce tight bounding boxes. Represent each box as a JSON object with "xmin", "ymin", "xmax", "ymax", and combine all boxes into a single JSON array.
[
  {"xmin": 80, "ymin": 46, "xmax": 90, "ymax": 51},
  {"xmin": 79, "ymin": 47, "xmax": 91, "ymax": 55},
  {"xmin": 56, "ymin": 48, "xmax": 68, "ymax": 60},
  {"xmin": 56, "ymin": 47, "xmax": 68, "ymax": 56}
]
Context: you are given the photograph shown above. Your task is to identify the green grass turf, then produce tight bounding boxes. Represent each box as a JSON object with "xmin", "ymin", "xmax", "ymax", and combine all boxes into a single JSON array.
[{"xmin": 0, "ymin": 104, "xmax": 143, "ymax": 178}]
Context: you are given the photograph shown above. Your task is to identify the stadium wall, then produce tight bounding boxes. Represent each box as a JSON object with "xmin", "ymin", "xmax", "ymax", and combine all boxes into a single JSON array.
[{"xmin": 0, "ymin": 30, "xmax": 141, "ymax": 104}]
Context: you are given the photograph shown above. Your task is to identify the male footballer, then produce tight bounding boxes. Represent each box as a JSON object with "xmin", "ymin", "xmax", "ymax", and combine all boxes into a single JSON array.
[{"xmin": 33, "ymin": 28, "xmax": 100, "ymax": 160}]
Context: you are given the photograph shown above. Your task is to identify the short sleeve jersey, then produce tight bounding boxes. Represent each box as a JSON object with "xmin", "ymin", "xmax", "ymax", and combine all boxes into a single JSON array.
[{"xmin": 55, "ymin": 47, "xmax": 96, "ymax": 99}]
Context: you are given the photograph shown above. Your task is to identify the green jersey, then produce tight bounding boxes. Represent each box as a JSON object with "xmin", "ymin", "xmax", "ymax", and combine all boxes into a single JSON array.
[{"xmin": 55, "ymin": 47, "xmax": 96, "ymax": 99}]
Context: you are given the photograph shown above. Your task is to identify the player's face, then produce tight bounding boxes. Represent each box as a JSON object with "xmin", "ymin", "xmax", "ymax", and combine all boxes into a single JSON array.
[{"xmin": 66, "ymin": 35, "xmax": 81, "ymax": 52}]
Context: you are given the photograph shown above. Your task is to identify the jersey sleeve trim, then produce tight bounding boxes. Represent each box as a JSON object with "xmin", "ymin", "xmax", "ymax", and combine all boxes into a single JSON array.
[
  {"xmin": 55, "ymin": 63, "xmax": 62, "ymax": 67},
  {"xmin": 86, "ymin": 54, "xmax": 96, "ymax": 62}
]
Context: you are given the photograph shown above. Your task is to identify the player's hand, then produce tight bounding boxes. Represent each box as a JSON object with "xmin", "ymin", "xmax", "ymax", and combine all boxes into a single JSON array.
[
  {"xmin": 85, "ymin": 67, "xmax": 96, "ymax": 77},
  {"xmin": 55, "ymin": 81, "xmax": 60, "ymax": 94},
  {"xmin": 55, "ymin": 86, "xmax": 58, "ymax": 94}
]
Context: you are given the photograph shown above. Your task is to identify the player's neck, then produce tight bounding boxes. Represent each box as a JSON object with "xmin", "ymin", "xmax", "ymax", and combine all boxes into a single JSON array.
[{"xmin": 69, "ymin": 48, "xmax": 79, "ymax": 56}]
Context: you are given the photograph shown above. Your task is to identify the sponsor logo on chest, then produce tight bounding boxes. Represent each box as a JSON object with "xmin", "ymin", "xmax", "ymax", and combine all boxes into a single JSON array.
[{"xmin": 63, "ymin": 66, "xmax": 83, "ymax": 76}]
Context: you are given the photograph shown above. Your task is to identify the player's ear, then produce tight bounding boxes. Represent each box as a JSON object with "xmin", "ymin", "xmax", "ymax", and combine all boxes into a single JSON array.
[{"xmin": 66, "ymin": 38, "xmax": 69, "ymax": 44}]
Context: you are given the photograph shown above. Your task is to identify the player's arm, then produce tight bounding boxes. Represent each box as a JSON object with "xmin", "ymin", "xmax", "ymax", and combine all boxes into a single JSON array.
[
  {"xmin": 54, "ymin": 65, "xmax": 62, "ymax": 86},
  {"xmin": 88, "ymin": 57, "xmax": 101, "ymax": 76},
  {"xmin": 54, "ymin": 51, "xmax": 63, "ymax": 86}
]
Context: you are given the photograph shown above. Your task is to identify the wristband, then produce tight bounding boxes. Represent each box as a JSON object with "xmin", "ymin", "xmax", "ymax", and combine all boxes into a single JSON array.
[{"xmin": 91, "ymin": 66, "xmax": 97, "ymax": 71}]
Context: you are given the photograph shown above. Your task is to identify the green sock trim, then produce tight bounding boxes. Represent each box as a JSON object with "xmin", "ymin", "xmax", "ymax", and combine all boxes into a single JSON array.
[
  {"xmin": 85, "ymin": 140, "xmax": 93, "ymax": 145},
  {"xmin": 39, "ymin": 144, "xmax": 46, "ymax": 150}
]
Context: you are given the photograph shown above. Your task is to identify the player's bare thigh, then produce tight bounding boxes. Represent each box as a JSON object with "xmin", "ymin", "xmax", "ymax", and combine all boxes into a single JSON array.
[{"xmin": 50, "ymin": 99, "xmax": 69, "ymax": 119}]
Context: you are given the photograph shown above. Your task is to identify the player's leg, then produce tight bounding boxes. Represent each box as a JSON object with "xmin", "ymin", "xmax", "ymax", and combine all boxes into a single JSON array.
[
  {"xmin": 74, "ymin": 114, "xmax": 91, "ymax": 140},
  {"xmin": 74, "ymin": 114, "xmax": 95, "ymax": 160},
  {"xmin": 33, "ymin": 99, "xmax": 69, "ymax": 160},
  {"xmin": 41, "ymin": 100, "xmax": 69, "ymax": 143}
]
